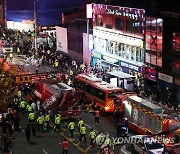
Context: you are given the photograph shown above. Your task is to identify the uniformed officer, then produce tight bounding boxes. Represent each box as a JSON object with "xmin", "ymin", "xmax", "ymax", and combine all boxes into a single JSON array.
[
  {"xmin": 68, "ymin": 121, "xmax": 75, "ymax": 138},
  {"xmin": 28, "ymin": 111, "xmax": 35, "ymax": 125},
  {"xmin": 17, "ymin": 90, "xmax": 22, "ymax": 99},
  {"xmin": 54, "ymin": 114, "xmax": 61, "ymax": 132},
  {"xmin": 79, "ymin": 124, "xmax": 86, "ymax": 143},
  {"xmin": 9, "ymin": 52, "xmax": 13, "ymax": 63},
  {"xmin": 78, "ymin": 118, "xmax": 84, "ymax": 132},
  {"xmin": 45, "ymin": 113, "xmax": 50, "ymax": 129},
  {"xmin": 20, "ymin": 100, "xmax": 26, "ymax": 113},
  {"xmin": 27, "ymin": 104, "xmax": 33, "ymax": 114},
  {"xmin": 37, "ymin": 116, "xmax": 44, "ymax": 132},
  {"xmin": 89, "ymin": 128, "xmax": 96, "ymax": 148}
]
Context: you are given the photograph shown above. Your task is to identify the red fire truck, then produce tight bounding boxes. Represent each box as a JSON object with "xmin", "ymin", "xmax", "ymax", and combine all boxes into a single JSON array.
[
  {"xmin": 34, "ymin": 79, "xmax": 81, "ymax": 118},
  {"xmin": 117, "ymin": 95, "xmax": 180, "ymax": 135}
]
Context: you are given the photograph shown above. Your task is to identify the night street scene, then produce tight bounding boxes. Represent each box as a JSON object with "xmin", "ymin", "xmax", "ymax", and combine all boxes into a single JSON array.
[{"xmin": 0, "ymin": 0, "xmax": 180, "ymax": 154}]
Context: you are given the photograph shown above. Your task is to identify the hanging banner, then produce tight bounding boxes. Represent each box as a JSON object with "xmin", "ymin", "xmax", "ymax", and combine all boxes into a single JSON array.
[{"xmin": 56, "ymin": 26, "xmax": 68, "ymax": 53}]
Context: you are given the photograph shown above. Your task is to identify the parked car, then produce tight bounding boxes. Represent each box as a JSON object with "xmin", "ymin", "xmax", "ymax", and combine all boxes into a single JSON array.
[{"xmin": 131, "ymin": 135, "xmax": 165, "ymax": 154}]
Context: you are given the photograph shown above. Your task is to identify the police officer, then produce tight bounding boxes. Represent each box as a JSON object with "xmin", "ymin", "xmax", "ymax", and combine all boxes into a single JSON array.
[
  {"xmin": 45, "ymin": 113, "xmax": 50, "ymax": 129},
  {"xmin": 89, "ymin": 128, "xmax": 96, "ymax": 148},
  {"xmin": 9, "ymin": 52, "xmax": 13, "ymax": 63},
  {"xmin": 37, "ymin": 115, "xmax": 44, "ymax": 132},
  {"xmin": 13, "ymin": 96, "xmax": 19, "ymax": 112},
  {"xmin": 27, "ymin": 104, "xmax": 33, "ymax": 114},
  {"xmin": 68, "ymin": 121, "xmax": 75, "ymax": 138},
  {"xmin": 79, "ymin": 124, "xmax": 86, "ymax": 143},
  {"xmin": 20, "ymin": 99, "xmax": 26, "ymax": 113},
  {"xmin": 78, "ymin": 118, "xmax": 84, "ymax": 132},
  {"xmin": 17, "ymin": 90, "xmax": 22, "ymax": 99},
  {"xmin": 54, "ymin": 114, "xmax": 61, "ymax": 132},
  {"xmin": 28, "ymin": 111, "xmax": 35, "ymax": 125}
]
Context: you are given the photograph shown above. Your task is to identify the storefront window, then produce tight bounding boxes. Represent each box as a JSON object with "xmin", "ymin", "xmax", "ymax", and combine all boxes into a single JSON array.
[
  {"xmin": 96, "ymin": 15, "xmax": 103, "ymax": 27},
  {"xmin": 115, "ymin": 18, "xmax": 124, "ymax": 31},
  {"xmin": 126, "ymin": 20, "xmax": 142, "ymax": 35},
  {"xmin": 172, "ymin": 32, "xmax": 180, "ymax": 52},
  {"xmin": 145, "ymin": 16, "xmax": 163, "ymax": 67}
]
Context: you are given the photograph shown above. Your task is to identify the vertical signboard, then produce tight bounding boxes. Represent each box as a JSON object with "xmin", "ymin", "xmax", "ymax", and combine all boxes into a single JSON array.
[{"xmin": 56, "ymin": 26, "xmax": 68, "ymax": 53}]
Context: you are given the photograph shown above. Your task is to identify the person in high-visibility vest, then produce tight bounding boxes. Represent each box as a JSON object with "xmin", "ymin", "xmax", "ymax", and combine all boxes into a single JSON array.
[
  {"xmin": 17, "ymin": 47, "xmax": 20, "ymax": 55},
  {"xmin": 78, "ymin": 118, "xmax": 84, "ymax": 132},
  {"xmin": 20, "ymin": 100, "xmax": 26, "ymax": 113},
  {"xmin": 68, "ymin": 121, "xmax": 75, "ymax": 138},
  {"xmin": 9, "ymin": 52, "xmax": 13, "ymax": 63},
  {"xmin": 54, "ymin": 60, "xmax": 59, "ymax": 72},
  {"xmin": 45, "ymin": 113, "xmax": 50, "ymax": 129},
  {"xmin": 89, "ymin": 128, "xmax": 96, "ymax": 148},
  {"xmin": 37, "ymin": 116, "xmax": 44, "ymax": 132},
  {"xmin": 28, "ymin": 111, "xmax": 35, "ymax": 125},
  {"xmin": 79, "ymin": 124, "xmax": 86, "ymax": 143},
  {"xmin": 95, "ymin": 109, "xmax": 100, "ymax": 125},
  {"xmin": 54, "ymin": 114, "xmax": 61, "ymax": 132},
  {"xmin": 17, "ymin": 90, "xmax": 22, "ymax": 98},
  {"xmin": 26, "ymin": 104, "xmax": 33, "ymax": 114},
  {"xmin": 62, "ymin": 138, "xmax": 69, "ymax": 154}
]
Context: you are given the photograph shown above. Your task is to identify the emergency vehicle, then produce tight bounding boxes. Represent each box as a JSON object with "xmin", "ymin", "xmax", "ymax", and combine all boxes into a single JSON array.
[
  {"xmin": 0, "ymin": 58, "xmax": 61, "ymax": 84},
  {"xmin": 75, "ymin": 74, "xmax": 124, "ymax": 112},
  {"xmin": 34, "ymin": 80, "xmax": 81, "ymax": 118},
  {"xmin": 119, "ymin": 95, "xmax": 180, "ymax": 135}
]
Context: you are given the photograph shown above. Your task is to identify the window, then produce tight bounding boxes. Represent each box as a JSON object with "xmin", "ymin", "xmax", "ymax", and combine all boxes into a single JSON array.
[
  {"xmin": 24, "ymin": 76, "xmax": 28, "ymax": 81},
  {"xmin": 172, "ymin": 32, "xmax": 180, "ymax": 52},
  {"xmin": 126, "ymin": 20, "xmax": 142, "ymax": 34},
  {"xmin": 20, "ymin": 77, "xmax": 23, "ymax": 81},
  {"xmin": 108, "ymin": 91, "xmax": 123, "ymax": 98},
  {"xmin": 115, "ymin": 18, "xmax": 124, "ymax": 31}
]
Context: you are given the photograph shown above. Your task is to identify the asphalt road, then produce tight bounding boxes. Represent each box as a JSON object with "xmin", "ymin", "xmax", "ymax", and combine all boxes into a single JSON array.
[{"xmin": 0, "ymin": 54, "xmax": 134, "ymax": 154}]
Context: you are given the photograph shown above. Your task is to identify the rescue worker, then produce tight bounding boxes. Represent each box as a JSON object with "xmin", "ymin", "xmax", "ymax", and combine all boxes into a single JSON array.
[
  {"xmin": 27, "ymin": 104, "xmax": 33, "ymax": 114},
  {"xmin": 13, "ymin": 96, "xmax": 19, "ymax": 112},
  {"xmin": 37, "ymin": 115, "xmax": 44, "ymax": 132},
  {"xmin": 78, "ymin": 118, "xmax": 84, "ymax": 132},
  {"xmin": 17, "ymin": 47, "xmax": 20, "ymax": 55},
  {"xmin": 79, "ymin": 124, "xmax": 86, "ymax": 143},
  {"xmin": 54, "ymin": 114, "xmax": 61, "ymax": 132},
  {"xmin": 95, "ymin": 109, "xmax": 100, "ymax": 125},
  {"xmin": 28, "ymin": 111, "xmax": 35, "ymax": 125},
  {"xmin": 54, "ymin": 59, "xmax": 59, "ymax": 72},
  {"xmin": 45, "ymin": 113, "xmax": 50, "ymax": 129},
  {"xmin": 89, "ymin": 128, "xmax": 96, "ymax": 148},
  {"xmin": 17, "ymin": 90, "xmax": 22, "ymax": 99},
  {"xmin": 20, "ymin": 99, "xmax": 26, "ymax": 113},
  {"xmin": 68, "ymin": 121, "xmax": 75, "ymax": 138},
  {"xmin": 62, "ymin": 138, "xmax": 69, "ymax": 154},
  {"xmin": 9, "ymin": 52, "xmax": 13, "ymax": 63}
]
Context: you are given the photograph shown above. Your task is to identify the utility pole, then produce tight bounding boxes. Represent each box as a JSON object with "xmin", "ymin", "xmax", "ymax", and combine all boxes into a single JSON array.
[{"xmin": 34, "ymin": 0, "xmax": 38, "ymax": 50}]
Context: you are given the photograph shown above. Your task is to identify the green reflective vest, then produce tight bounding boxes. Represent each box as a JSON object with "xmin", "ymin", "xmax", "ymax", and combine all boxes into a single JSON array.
[
  {"xmin": 18, "ymin": 91, "xmax": 22, "ymax": 97},
  {"xmin": 45, "ymin": 114, "xmax": 50, "ymax": 121},
  {"xmin": 80, "ymin": 126, "xmax": 86, "ymax": 134},
  {"xmin": 20, "ymin": 101, "xmax": 26, "ymax": 108},
  {"xmin": 37, "ymin": 116, "xmax": 43, "ymax": 124},
  {"xmin": 78, "ymin": 120, "xmax": 84, "ymax": 127},
  {"xmin": 55, "ymin": 116, "xmax": 61, "ymax": 124},
  {"xmin": 28, "ymin": 113, "xmax": 35, "ymax": 120},
  {"xmin": 89, "ymin": 131, "xmax": 96, "ymax": 139},
  {"xmin": 68, "ymin": 122, "xmax": 75, "ymax": 130},
  {"xmin": 27, "ymin": 106, "xmax": 33, "ymax": 112}
]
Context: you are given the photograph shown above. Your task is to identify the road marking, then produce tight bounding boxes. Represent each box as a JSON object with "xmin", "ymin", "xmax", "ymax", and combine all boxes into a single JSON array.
[
  {"xmin": 60, "ymin": 132, "xmax": 86, "ymax": 153},
  {"xmin": 42, "ymin": 149, "xmax": 48, "ymax": 154},
  {"xmin": 84, "ymin": 123, "xmax": 98, "ymax": 133}
]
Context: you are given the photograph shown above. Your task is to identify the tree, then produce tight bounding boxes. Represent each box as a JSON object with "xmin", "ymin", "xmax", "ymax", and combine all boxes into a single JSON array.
[{"xmin": 0, "ymin": 59, "xmax": 15, "ymax": 109}]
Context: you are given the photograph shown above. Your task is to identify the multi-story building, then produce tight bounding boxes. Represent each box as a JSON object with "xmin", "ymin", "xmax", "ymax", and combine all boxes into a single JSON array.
[{"xmin": 87, "ymin": 0, "xmax": 180, "ymax": 105}]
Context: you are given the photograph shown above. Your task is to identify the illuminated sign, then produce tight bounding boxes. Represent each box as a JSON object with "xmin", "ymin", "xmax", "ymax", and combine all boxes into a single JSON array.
[
  {"xmin": 86, "ymin": 4, "xmax": 93, "ymax": 19},
  {"xmin": 158, "ymin": 72, "xmax": 173, "ymax": 84},
  {"xmin": 120, "ymin": 61, "xmax": 141, "ymax": 72},
  {"xmin": 92, "ymin": 3, "xmax": 145, "ymax": 21},
  {"xmin": 102, "ymin": 55, "xmax": 119, "ymax": 64}
]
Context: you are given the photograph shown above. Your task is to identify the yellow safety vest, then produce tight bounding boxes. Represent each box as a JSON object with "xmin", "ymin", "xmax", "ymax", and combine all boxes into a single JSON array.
[
  {"xmin": 68, "ymin": 122, "xmax": 75, "ymax": 130},
  {"xmin": 78, "ymin": 120, "xmax": 84, "ymax": 127},
  {"xmin": 45, "ymin": 114, "xmax": 50, "ymax": 121},
  {"xmin": 89, "ymin": 131, "xmax": 96, "ymax": 139},
  {"xmin": 37, "ymin": 117, "xmax": 43, "ymax": 124},
  {"xmin": 80, "ymin": 126, "xmax": 86, "ymax": 134},
  {"xmin": 55, "ymin": 116, "xmax": 60, "ymax": 124},
  {"xmin": 28, "ymin": 113, "xmax": 35, "ymax": 120}
]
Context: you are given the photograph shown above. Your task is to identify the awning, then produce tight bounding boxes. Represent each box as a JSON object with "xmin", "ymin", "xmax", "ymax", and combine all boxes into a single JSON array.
[{"xmin": 108, "ymin": 71, "xmax": 135, "ymax": 79}]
